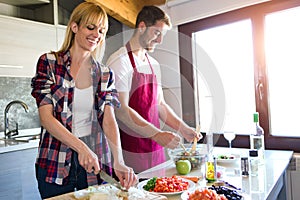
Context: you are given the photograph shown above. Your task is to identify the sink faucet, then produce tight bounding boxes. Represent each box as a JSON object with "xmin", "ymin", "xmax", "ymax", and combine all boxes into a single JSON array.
[{"xmin": 4, "ymin": 100, "xmax": 29, "ymax": 139}]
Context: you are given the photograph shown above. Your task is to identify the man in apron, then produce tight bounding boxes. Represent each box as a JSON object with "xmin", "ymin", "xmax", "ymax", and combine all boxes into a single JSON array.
[{"xmin": 107, "ymin": 6, "xmax": 202, "ymax": 173}]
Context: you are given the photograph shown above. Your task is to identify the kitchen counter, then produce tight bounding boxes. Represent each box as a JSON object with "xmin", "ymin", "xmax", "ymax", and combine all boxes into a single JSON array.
[
  {"xmin": 46, "ymin": 147, "xmax": 293, "ymax": 200},
  {"xmin": 0, "ymin": 127, "xmax": 40, "ymax": 154},
  {"xmin": 138, "ymin": 147, "xmax": 293, "ymax": 200}
]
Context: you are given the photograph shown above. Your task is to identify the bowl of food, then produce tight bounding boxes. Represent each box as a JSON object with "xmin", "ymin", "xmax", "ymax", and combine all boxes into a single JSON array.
[{"xmin": 168, "ymin": 144, "xmax": 207, "ymax": 170}]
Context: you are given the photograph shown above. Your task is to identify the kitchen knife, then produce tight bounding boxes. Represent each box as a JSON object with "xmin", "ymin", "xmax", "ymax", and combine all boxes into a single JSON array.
[{"xmin": 99, "ymin": 170, "xmax": 127, "ymax": 191}]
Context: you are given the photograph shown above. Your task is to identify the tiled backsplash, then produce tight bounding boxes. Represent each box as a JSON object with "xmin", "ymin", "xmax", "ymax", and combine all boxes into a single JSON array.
[{"xmin": 0, "ymin": 77, "xmax": 40, "ymax": 132}]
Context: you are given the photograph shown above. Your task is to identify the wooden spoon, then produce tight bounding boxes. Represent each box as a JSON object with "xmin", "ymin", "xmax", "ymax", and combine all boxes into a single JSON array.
[
  {"xmin": 191, "ymin": 125, "xmax": 200, "ymax": 153},
  {"xmin": 180, "ymin": 143, "xmax": 188, "ymax": 153}
]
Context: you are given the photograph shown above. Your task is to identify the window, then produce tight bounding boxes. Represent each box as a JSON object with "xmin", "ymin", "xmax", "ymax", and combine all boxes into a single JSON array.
[
  {"xmin": 178, "ymin": 0, "xmax": 300, "ymax": 151},
  {"xmin": 265, "ymin": 6, "xmax": 300, "ymax": 137},
  {"xmin": 193, "ymin": 20, "xmax": 255, "ymax": 135}
]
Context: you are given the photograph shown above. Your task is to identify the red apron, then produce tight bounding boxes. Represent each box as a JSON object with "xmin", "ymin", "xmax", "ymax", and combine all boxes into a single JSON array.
[{"xmin": 119, "ymin": 43, "xmax": 165, "ymax": 173}]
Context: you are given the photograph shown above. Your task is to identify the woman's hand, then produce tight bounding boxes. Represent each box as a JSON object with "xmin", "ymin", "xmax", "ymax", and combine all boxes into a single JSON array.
[
  {"xmin": 77, "ymin": 143, "xmax": 100, "ymax": 174},
  {"xmin": 113, "ymin": 162, "xmax": 138, "ymax": 190}
]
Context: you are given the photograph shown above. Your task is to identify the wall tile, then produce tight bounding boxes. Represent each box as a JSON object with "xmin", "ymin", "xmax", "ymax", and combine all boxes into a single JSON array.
[{"xmin": 0, "ymin": 77, "xmax": 40, "ymax": 132}]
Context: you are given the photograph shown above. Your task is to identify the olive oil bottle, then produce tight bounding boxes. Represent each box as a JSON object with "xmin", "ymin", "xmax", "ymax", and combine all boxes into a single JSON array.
[
  {"xmin": 250, "ymin": 112, "xmax": 265, "ymax": 164},
  {"xmin": 205, "ymin": 156, "xmax": 216, "ymax": 182}
]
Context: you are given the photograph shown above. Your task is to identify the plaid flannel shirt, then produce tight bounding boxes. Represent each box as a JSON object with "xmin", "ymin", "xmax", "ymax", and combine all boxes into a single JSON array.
[{"xmin": 31, "ymin": 51, "xmax": 120, "ymax": 185}]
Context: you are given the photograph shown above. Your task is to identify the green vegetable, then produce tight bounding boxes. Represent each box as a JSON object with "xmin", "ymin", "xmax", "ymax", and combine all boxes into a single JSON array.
[
  {"xmin": 143, "ymin": 177, "xmax": 157, "ymax": 191},
  {"xmin": 218, "ymin": 155, "xmax": 234, "ymax": 159}
]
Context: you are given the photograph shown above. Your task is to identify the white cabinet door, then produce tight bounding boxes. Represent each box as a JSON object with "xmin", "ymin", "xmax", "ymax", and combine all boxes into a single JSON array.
[
  {"xmin": 0, "ymin": 147, "xmax": 40, "ymax": 200},
  {"xmin": 56, "ymin": 25, "xmax": 66, "ymax": 51},
  {"xmin": 0, "ymin": 16, "xmax": 57, "ymax": 77}
]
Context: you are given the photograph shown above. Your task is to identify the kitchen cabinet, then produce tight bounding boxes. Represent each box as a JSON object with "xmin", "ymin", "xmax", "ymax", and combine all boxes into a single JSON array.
[
  {"xmin": 0, "ymin": 0, "xmax": 71, "ymax": 77},
  {"xmin": 0, "ymin": 0, "xmax": 53, "ymax": 24},
  {"xmin": 0, "ymin": 147, "xmax": 40, "ymax": 200},
  {"xmin": 0, "ymin": 16, "xmax": 58, "ymax": 77}
]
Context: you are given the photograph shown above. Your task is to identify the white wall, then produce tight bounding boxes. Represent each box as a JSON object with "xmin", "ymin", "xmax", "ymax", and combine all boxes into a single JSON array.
[{"xmin": 150, "ymin": 27, "xmax": 183, "ymax": 119}]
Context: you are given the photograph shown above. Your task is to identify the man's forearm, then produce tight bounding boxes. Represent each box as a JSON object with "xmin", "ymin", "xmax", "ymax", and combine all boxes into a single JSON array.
[
  {"xmin": 115, "ymin": 106, "xmax": 160, "ymax": 138},
  {"xmin": 158, "ymin": 102, "xmax": 189, "ymax": 132}
]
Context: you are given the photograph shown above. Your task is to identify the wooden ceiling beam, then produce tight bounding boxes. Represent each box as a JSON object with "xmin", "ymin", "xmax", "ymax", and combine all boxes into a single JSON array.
[{"xmin": 86, "ymin": 0, "xmax": 166, "ymax": 28}]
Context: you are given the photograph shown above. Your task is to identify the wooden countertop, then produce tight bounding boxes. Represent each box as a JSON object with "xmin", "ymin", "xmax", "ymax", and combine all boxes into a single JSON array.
[{"xmin": 45, "ymin": 188, "xmax": 167, "ymax": 200}]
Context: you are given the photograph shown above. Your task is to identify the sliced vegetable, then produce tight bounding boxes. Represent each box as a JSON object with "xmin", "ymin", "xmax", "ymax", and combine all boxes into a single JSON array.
[
  {"xmin": 143, "ymin": 177, "xmax": 157, "ymax": 191},
  {"xmin": 143, "ymin": 176, "xmax": 189, "ymax": 193},
  {"xmin": 218, "ymin": 155, "xmax": 235, "ymax": 159}
]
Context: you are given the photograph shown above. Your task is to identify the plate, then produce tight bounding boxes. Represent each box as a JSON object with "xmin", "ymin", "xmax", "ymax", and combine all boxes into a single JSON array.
[
  {"xmin": 181, "ymin": 189, "xmax": 193, "ymax": 200},
  {"xmin": 216, "ymin": 155, "xmax": 236, "ymax": 164},
  {"xmin": 137, "ymin": 178, "xmax": 195, "ymax": 196}
]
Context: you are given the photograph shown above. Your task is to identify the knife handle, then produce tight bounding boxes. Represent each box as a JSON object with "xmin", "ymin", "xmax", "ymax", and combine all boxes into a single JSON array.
[{"xmin": 139, "ymin": 178, "xmax": 148, "ymax": 182}]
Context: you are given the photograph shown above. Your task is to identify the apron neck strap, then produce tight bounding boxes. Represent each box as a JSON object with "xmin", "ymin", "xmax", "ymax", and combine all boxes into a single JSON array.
[{"xmin": 125, "ymin": 42, "xmax": 154, "ymax": 74}]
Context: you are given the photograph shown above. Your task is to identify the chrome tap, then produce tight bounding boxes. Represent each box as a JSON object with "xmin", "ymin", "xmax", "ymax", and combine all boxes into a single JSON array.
[{"xmin": 4, "ymin": 100, "xmax": 29, "ymax": 139}]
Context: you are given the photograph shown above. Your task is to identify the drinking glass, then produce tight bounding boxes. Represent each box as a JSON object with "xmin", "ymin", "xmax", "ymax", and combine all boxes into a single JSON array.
[{"xmin": 223, "ymin": 131, "xmax": 236, "ymax": 148}]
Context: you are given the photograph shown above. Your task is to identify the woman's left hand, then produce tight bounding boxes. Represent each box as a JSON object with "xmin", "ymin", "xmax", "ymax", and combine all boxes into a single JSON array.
[{"xmin": 114, "ymin": 162, "xmax": 138, "ymax": 190}]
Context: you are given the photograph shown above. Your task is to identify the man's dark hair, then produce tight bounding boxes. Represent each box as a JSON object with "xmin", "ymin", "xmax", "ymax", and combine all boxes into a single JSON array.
[{"xmin": 135, "ymin": 6, "xmax": 172, "ymax": 28}]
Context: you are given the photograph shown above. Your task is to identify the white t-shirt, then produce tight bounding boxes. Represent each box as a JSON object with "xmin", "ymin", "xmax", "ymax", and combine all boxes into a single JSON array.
[
  {"xmin": 106, "ymin": 46, "xmax": 162, "ymax": 93},
  {"xmin": 72, "ymin": 86, "xmax": 93, "ymax": 138}
]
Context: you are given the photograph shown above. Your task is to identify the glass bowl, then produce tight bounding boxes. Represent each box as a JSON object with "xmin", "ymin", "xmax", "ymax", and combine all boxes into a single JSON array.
[{"xmin": 168, "ymin": 144, "xmax": 207, "ymax": 170}]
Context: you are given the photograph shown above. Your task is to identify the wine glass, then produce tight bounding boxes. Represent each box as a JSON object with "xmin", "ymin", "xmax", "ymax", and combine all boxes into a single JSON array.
[{"xmin": 223, "ymin": 131, "xmax": 236, "ymax": 148}]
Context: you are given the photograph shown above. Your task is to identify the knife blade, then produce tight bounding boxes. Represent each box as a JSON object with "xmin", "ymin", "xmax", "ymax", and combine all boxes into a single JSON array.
[{"xmin": 99, "ymin": 170, "xmax": 126, "ymax": 191}]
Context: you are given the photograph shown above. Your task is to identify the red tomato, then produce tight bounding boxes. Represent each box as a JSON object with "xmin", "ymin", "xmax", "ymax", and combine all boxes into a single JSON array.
[{"xmin": 152, "ymin": 176, "xmax": 189, "ymax": 193}]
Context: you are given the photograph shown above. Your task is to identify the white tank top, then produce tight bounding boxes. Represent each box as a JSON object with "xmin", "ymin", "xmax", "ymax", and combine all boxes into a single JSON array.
[{"xmin": 72, "ymin": 86, "xmax": 93, "ymax": 138}]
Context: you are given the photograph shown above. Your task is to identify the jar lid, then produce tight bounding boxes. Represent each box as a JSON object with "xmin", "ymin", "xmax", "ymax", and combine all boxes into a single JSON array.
[
  {"xmin": 249, "ymin": 149, "xmax": 258, "ymax": 157},
  {"xmin": 253, "ymin": 112, "xmax": 260, "ymax": 123}
]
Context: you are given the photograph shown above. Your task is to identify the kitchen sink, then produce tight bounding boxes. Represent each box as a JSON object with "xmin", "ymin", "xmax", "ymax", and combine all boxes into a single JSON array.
[
  {"xmin": 0, "ymin": 138, "xmax": 29, "ymax": 147},
  {"xmin": 0, "ymin": 128, "xmax": 40, "ymax": 148},
  {"xmin": 11, "ymin": 134, "xmax": 40, "ymax": 141},
  {"xmin": 0, "ymin": 134, "xmax": 40, "ymax": 148}
]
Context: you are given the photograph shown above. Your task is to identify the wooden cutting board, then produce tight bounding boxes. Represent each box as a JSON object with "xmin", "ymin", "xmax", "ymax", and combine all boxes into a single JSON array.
[{"xmin": 45, "ymin": 190, "xmax": 168, "ymax": 200}]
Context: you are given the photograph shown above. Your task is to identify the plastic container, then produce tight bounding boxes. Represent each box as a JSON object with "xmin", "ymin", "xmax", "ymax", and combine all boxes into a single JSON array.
[{"xmin": 249, "ymin": 149, "xmax": 259, "ymax": 176}]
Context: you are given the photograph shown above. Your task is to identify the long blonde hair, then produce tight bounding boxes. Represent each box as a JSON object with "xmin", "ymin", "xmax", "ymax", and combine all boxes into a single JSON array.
[{"xmin": 58, "ymin": 1, "xmax": 108, "ymax": 60}]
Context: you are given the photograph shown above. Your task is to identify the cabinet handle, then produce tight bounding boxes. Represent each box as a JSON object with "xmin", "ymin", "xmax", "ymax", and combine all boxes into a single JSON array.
[
  {"xmin": 0, "ymin": 65, "xmax": 23, "ymax": 69},
  {"xmin": 256, "ymin": 82, "xmax": 263, "ymax": 100}
]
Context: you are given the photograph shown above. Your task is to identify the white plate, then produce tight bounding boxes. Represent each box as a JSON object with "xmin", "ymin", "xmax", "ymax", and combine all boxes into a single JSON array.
[
  {"xmin": 137, "ymin": 178, "xmax": 195, "ymax": 196},
  {"xmin": 216, "ymin": 155, "xmax": 237, "ymax": 164},
  {"xmin": 181, "ymin": 189, "xmax": 193, "ymax": 200}
]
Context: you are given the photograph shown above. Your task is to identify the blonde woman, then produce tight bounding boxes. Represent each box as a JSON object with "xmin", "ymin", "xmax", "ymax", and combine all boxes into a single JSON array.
[{"xmin": 31, "ymin": 2, "xmax": 137, "ymax": 198}]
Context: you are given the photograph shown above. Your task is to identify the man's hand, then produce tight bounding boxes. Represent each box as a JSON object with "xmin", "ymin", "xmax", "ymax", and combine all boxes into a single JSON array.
[
  {"xmin": 180, "ymin": 126, "xmax": 203, "ymax": 142},
  {"xmin": 151, "ymin": 131, "xmax": 181, "ymax": 149}
]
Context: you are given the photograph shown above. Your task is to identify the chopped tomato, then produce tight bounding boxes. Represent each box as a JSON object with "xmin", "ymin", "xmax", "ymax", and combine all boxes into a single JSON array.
[
  {"xmin": 188, "ymin": 188, "xmax": 228, "ymax": 200},
  {"xmin": 151, "ymin": 175, "xmax": 189, "ymax": 193}
]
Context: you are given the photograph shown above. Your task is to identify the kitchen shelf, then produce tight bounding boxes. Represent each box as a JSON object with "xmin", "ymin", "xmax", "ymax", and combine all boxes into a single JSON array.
[
  {"xmin": 0, "ymin": 0, "xmax": 53, "ymax": 24},
  {"xmin": 0, "ymin": 0, "xmax": 50, "ymax": 6}
]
